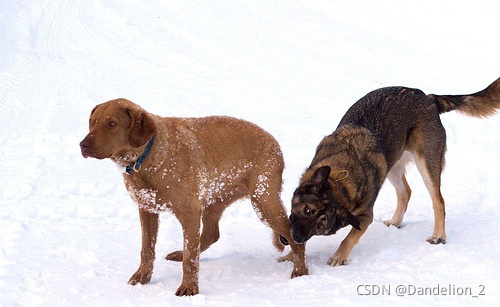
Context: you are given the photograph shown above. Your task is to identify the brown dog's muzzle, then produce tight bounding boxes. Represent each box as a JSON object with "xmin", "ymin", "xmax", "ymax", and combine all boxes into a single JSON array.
[{"xmin": 80, "ymin": 135, "xmax": 100, "ymax": 159}]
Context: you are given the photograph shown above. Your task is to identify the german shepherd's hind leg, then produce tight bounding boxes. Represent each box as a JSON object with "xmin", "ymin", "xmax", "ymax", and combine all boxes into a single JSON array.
[
  {"xmin": 411, "ymin": 126, "xmax": 447, "ymax": 244},
  {"xmin": 384, "ymin": 151, "xmax": 413, "ymax": 228},
  {"xmin": 249, "ymin": 172, "xmax": 308, "ymax": 278}
]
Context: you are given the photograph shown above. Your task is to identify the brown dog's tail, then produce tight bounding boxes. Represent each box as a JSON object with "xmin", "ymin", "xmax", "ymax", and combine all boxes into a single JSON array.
[
  {"xmin": 272, "ymin": 231, "xmax": 285, "ymax": 252},
  {"xmin": 428, "ymin": 77, "xmax": 500, "ymax": 118}
]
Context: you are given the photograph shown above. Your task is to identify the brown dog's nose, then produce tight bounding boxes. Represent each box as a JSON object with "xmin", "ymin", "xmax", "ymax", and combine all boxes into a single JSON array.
[
  {"xmin": 80, "ymin": 139, "xmax": 89, "ymax": 148},
  {"xmin": 80, "ymin": 136, "xmax": 93, "ymax": 158}
]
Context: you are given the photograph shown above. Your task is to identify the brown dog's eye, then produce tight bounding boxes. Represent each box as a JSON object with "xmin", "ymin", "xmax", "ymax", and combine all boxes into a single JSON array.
[
  {"xmin": 108, "ymin": 121, "xmax": 117, "ymax": 127},
  {"xmin": 318, "ymin": 224, "xmax": 324, "ymax": 230}
]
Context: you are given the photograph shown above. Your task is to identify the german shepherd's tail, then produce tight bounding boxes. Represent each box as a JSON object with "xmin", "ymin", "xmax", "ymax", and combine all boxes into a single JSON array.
[{"xmin": 427, "ymin": 77, "xmax": 500, "ymax": 118}]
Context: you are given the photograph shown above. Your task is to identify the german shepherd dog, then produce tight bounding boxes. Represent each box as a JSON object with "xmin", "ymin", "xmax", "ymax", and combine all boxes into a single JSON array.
[{"xmin": 284, "ymin": 78, "xmax": 499, "ymax": 266}]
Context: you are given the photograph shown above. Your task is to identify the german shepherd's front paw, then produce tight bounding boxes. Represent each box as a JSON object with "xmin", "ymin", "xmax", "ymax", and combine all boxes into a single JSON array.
[
  {"xmin": 175, "ymin": 282, "xmax": 199, "ymax": 296},
  {"xmin": 327, "ymin": 254, "xmax": 349, "ymax": 266},
  {"xmin": 383, "ymin": 219, "xmax": 402, "ymax": 228},
  {"xmin": 128, "ymin": 267, "xmax": 153, "ymax": 285},
  {"xmin": 426, "ymin": 236, "xmax": 446, "ymax": 244}
]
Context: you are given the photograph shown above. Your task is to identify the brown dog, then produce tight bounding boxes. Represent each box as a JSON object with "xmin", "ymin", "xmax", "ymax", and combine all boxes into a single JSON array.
[
  {"xmin": 286, "ymin": 78, "xmax": 499, "ymax": 266},
  {"xmin": 80, "ymin": 99, "xmax": 308, "ymax": 296}
]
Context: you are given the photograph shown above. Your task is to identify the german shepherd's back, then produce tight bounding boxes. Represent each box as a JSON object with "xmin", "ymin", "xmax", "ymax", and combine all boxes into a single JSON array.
[{"xmin": 337, "ymin": 79, "xmax": 500, "ymax": 169}]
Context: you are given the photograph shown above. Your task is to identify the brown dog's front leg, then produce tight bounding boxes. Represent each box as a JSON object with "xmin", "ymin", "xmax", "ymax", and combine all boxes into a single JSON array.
[
  {"xmin": 129, "ymin": 208, "xmax": 159, "ymax": 285},
  {"xmin": 289, "ymin": 241, "xmax": 309, "ymax": 278},
  {"xmin": 175, "ymin": 214, "xmax": 202, "ymax": 296}
]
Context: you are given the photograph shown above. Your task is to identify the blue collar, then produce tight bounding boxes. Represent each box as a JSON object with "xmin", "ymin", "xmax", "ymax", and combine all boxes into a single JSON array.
[{"xmin": 126, "ymin": 135, "xmax": 155, "ymax": 175}]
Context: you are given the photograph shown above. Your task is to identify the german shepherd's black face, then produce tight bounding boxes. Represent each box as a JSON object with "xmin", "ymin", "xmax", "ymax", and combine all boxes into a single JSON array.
[{"xmin": 289, "ymin": 166, "xmax": 361, "ymax": 243}]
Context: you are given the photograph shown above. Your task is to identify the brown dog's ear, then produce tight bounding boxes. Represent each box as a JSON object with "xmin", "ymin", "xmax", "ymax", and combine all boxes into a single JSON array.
[
  {"xmin": 310, "ymin": 166, "xmax": 331, "ymax": 192},
  {"xmin": 340, "ymin": 209, "xmax": 361, "ymax": 230},
  {"xmin": 126, "ymin": 108, "xmax": 156, "ymax": 148},
  {"xmin": 88, "ymin": 104, "xmax": 102, "ymax": 128},
  {"xmin": 90, "ymin": 104, "xmax": 101, "ymax": 116}
]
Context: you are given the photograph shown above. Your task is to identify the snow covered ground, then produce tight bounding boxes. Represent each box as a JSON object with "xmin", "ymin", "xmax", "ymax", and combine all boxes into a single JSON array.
[{"xmin": 1, "ymin": 0, "xmax": 499, "ymax": 306}]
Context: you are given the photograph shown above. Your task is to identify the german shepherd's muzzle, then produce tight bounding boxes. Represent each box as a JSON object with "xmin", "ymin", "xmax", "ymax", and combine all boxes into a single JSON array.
[{"xmin": 285, "ymin": 78, "xmax": 499, "ymax": 267}]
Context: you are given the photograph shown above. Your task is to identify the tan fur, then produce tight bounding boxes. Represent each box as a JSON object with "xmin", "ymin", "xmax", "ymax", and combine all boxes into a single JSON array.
[
  {"xmin": 383, "ymin": 151, "xmax": 413, "ymax": 227},
  {"xmin": 80, "ymin": 98, "xmax": 308, "ymax": 296}
]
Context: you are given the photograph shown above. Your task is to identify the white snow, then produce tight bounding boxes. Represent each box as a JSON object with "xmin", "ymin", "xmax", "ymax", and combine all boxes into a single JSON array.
[
  {"xmin": 1, "ymin": 0, "xmax": 499, "ymax": 306},
  {"xmin": 253, "ymin": 173, "xmax": 271, "ymax": 199}
]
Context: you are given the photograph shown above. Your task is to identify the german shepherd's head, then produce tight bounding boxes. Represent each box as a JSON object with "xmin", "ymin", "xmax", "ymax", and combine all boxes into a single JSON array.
[{"xmin": 286, "ymin": 166, "xmax": 361, "ymax": 244}]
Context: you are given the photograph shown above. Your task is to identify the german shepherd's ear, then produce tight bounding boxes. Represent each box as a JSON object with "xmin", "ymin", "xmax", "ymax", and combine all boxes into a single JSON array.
[
  {"xmin": 340, "ymin": 209, "xmax": 361, "ymax": 230},
  {"xmin": 310, "ymin": 166, "xmax": 331, "ymax": 192},
  {"xmin": 126, "ymin": 108, "xmax": 156, "ymax": 148}
]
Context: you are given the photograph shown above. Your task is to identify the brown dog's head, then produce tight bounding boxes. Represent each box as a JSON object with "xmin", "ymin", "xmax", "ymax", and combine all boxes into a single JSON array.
[
  {"xmin": 80, "ymin": 98, "xmax": 156, "ymax": 160},
  {"xmin": 287, "ymin": 166, "xmax": 360, "ymax": 244}
]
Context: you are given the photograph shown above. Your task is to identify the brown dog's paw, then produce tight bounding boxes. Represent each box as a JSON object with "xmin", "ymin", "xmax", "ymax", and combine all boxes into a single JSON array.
[
  {"xmin": 175, "ymin": 282, "xmax": 199, "ymax": 296},
  {"xmin": 291, "ymin": 266, "xmax": 309, "ymax": 278},
  {"xmin": 277, "ymin": 250, "xmax": 294, "ymax": 263},
  {"xmin": 426, "ymin": 236, "xmax": 446, "ymax": 244},
  {"xmin": 128, "ymin": 268, "xmax": 153, "ymax": 285},
  {"xmin": 278, "ymin": 251, "xmax": 309, "ymax": 278},
  {"xmin": 166, "ymin": 250, "xmax": 183, "ymax": 261}
]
